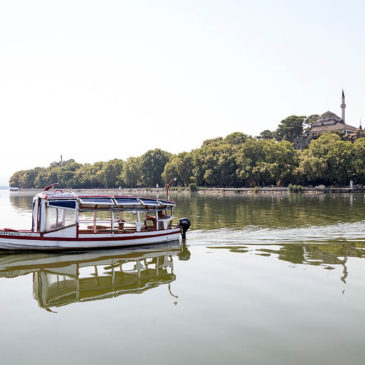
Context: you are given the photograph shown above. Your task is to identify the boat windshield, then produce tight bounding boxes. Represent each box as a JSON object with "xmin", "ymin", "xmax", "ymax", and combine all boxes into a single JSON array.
[{"xmin": 44, "ymin": 205, "xmax": 77, "ymax": 231}]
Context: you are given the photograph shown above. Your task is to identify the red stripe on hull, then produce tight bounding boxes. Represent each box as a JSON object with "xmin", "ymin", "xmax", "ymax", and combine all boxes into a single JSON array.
[{"xmin": 0, "ymin": 229, "xmax": 181, "ymax": 242}]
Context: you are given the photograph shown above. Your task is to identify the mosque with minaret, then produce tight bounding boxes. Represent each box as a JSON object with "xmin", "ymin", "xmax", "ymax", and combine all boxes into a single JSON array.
[{"xmin": 305, "ymin": 90, "xmax": 357, "ymax": 137}]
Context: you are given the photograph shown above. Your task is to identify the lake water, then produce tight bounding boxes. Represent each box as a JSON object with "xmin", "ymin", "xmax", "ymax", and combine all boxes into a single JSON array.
[{"xmin": 1, "ymin": 190, "xmax": 365, "ymax": 364}]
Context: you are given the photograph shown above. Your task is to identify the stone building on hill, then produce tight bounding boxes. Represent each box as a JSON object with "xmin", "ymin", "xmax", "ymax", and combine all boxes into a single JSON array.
[
  {"xmin": 305, "ymin": 110, "xmax": 357, "ymax": 137},
  {"xmin": 295, "ymin": 90, "xmax": 359, "ymax": 149}
]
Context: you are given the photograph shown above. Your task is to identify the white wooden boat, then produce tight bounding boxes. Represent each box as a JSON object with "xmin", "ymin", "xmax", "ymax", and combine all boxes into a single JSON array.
[{"xmin": 0, "ymin": 184, "xmax": 190, "ymax": 251}]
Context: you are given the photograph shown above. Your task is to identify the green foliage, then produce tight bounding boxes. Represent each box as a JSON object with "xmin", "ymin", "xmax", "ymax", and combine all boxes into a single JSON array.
[
  {"xmin": 74, "ymin": 162, "xmax": 104, "ymax": 188},
  {"xmin": 223, "ymin": 132, "xmax": 248, "ymax": 145},
  {"xmin": 201, "ymin": 137, "xmax": 224, "ymax": 147},
  {"xmin": 120, "ymin": 157, "xmax": 142, "ymax": 188},
  {"xmin": 288, "ymin": 184, "xmax": 303, "ymax": 193},
  {"xmin": 194, "ymin": 132, "xmax": 248, "ymax": 187},
  {"xmin": 235, "ymin": 139, "xmax": 298, "ymax": 186},
  {"xmin": 274, "ymin": 115, "xmax": 305, "ymax": 143},
  {"xmin": 8, "ymin": 127, "xmax": 363, "ymax": 189},
  {"xmin": 304, "ymin": 114, "xmax": 319, "ymax": 127},
  {"xmin": 299, "ymin": 133, "xmax": 354, "ymax": 185},
  {"xmin": 9, "ymin": 170, "xmax": 26, "ymax": 188},
  {"xmin": 162, "ymin": 152, "xmax": 193, "ymax": 186},
  {"xmin": 189, "ymin": 183, "xmax": 198, "ymax": 192},
  {"xmin": 102, "ymin": 159, "xmax": 124, "ymax": 188},
  {"xmin": 192, "ymin": 141, "xmax": 239, "ymax": 187},
  {"xmin": 140, "ymin": 149, "xmax": 171, "ymax": 187},
  {"xmin": 258, "ymin": 130, "xmax": 275, "ymax": 140},
  {"xmin": 353, "ymin": 138, "xmax": 365, "ymax": 184}
]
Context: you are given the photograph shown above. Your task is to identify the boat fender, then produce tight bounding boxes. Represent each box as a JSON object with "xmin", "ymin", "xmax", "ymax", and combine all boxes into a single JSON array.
[{"xmin": 178, "ymin": 218, "xmax": 191, "ymax": 239}]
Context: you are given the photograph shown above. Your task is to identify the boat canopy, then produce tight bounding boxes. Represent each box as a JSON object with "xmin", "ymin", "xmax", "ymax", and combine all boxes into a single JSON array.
[{"xmin": 36, "ymin": 191, "xmax": 176, "ymax": 210}]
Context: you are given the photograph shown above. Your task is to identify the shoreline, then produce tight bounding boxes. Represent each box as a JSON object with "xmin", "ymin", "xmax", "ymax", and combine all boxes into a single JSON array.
[{"xmin": 7, "ymin": 186, "xmax": 365, "ymax": 195}]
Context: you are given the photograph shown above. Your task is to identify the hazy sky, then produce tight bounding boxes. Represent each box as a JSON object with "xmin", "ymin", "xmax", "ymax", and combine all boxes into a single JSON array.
[{"xmin": 1, "ymin": 0, "xmax": 364, "ymax": 185}]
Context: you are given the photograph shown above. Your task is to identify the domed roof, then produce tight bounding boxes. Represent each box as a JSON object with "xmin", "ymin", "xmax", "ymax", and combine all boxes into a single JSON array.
[{"xmin": 318, "ymin": 111, "xmax": 341, "ymax": 121}]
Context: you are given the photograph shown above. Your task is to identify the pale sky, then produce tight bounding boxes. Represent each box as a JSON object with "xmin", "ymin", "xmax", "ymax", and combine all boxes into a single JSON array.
[{"xmin": 1, "ymin": 0, "xmax": 365, "ymax": 185}]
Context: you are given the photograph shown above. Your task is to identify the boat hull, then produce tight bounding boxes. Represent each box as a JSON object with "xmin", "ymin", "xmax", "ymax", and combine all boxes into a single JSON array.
[{"xmin": 0, "ymin": 228, "xmax": 181, "ymax": 251}]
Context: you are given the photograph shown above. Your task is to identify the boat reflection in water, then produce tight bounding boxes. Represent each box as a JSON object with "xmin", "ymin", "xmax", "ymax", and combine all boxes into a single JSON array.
[{"xmin": 0, "ymin": 242, "xmax": 190, "ymax": 311}]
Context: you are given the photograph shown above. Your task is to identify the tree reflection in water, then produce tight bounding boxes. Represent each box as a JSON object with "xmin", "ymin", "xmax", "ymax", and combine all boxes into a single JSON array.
[
  {"xmin": 209, "ymin": 241, "xmax": 365, "ymax": 286},
  {"xmin": 0, "ymin": 242, "xmax": 190, "ymax": 311}
]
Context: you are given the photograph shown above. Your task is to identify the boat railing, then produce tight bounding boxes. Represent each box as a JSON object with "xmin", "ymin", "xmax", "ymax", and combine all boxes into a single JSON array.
[{"xmin": 78, "ymin": 218, "xmax": 154, "ymax": 233}]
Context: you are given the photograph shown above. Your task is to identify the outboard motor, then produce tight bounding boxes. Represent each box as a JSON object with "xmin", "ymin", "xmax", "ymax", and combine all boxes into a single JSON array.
[{"xmin": 178, "ymin": 218, "xmax": 191, "ymax": 239}]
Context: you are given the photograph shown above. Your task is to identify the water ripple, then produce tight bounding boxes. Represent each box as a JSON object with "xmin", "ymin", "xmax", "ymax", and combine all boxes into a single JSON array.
[{"xmin": 188, "ymin": 221, "xmax": 365, "ymax": 245}]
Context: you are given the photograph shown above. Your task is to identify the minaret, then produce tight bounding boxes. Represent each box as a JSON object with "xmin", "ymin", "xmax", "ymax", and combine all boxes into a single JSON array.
[{"xmin": 341, "ymin": 89, "xmax": 346, "ymax": 122}]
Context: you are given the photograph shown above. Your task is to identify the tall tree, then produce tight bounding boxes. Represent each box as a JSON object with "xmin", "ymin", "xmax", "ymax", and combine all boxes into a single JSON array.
[
  {"xmin": 274, "ymin": 115, "xmax": 305, "ymax": 142},
  {"xmin": 304, "ymin": 114, "xmax": 319, "ymax": 127},
  {"xmin": 299, "ymin": 133, "xmax": 354, "ymax": 185},
  {"xmin": 101, "ymin": 159, "xmax": 124, "ymax": 188},
  {"xmin": 223, "ymin": 132, "xmax": 248, "ymax": 145},
  {"xmin": 235, "ymin": 139, "xmax": 298, "ymax": 186},
  {"xmin": 162, "ymin": 152, "xmax": 194, "ymax": 186},
  {"xmin": 258, "ymin": 130, "xmax": 275, "ymax": 140},
  {"xmin": 140, "ymin": 149, "xmax": 171, "ymax": 187},
  {"xmin": 120, "ymin": 157, "xmax": 142, "ymax": 188},
  {"xmin": 353, "ymin": 138, "xmax": 365, "ymax": 184}
]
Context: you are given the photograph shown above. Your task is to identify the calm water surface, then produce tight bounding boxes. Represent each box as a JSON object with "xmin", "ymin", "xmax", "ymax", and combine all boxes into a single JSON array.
[{"xmin": 1, "ymin": 190, "xmax": 365, "ymax": 365}]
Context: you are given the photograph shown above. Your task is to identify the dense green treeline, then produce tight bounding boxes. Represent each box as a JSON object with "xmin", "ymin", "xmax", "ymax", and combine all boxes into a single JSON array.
[{"xmin": 9, "ymin": 131, "xmax": 365, "ymax": 189}]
